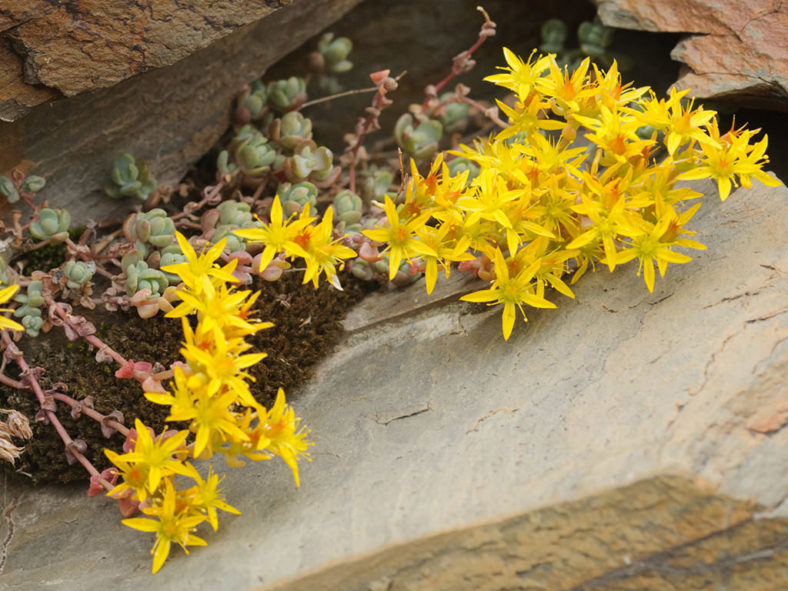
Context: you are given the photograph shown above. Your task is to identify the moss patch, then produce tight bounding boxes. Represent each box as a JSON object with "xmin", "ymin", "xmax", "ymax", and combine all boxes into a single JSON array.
[{"xmin": 0, "ymin": 271, "xmax": 374, "ymax": 484}]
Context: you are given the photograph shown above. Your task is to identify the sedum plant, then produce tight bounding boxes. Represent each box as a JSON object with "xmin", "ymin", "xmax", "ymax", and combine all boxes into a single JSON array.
[
  {"xmin": 104, "ymin": 234, "xmax": 311, "ymax": 573},
  {"xmin": 105, "ymin": 153, "xmax": 157, "ymax": 201},
  {"xmin": 362, "ymin": 50, "xmax": 779, "ymax": 339},
  {"xmin": 0, "ymin": 9, "xmax": 779, "ymax": 578}
]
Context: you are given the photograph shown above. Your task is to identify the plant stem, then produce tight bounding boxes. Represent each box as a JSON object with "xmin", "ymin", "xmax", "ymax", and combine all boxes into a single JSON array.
[
  {"xmin": 301, "ymin": 85, "xmax": 379, "ymax": 109},
  {"xmin": 46, "ymin": 299, "xmax": 129, "ymax": 367},
  {"xmin": 0, "ymin": 332, "xmax": 112, "ymax": 490},
  {"xmin": 52, "ymin": 393, "xmax": 129, "ymax": 438}
]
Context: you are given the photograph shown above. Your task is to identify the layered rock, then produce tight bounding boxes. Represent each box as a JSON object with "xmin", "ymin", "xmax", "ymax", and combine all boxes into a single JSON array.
[
  {"xmin": 595, "ymin": 0, "xmax": 788, "ymax": 109},
  {"xmin": 0, "ymin": 0, "xmax": 362, "ymax": 223}
]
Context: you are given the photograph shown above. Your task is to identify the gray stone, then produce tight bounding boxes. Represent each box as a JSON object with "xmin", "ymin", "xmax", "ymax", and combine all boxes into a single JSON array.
[{"xmin": 1, "ymin": 176, "xmax": 786, "ymax": 588}]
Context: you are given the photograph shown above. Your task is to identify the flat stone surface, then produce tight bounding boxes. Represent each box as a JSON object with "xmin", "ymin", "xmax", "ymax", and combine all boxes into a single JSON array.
[{"xmin": 0, "ymin": 176, "xmax": 786, "ymax": 588}]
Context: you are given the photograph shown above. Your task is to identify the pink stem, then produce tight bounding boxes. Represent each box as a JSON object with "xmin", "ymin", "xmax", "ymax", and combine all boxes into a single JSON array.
[
  {"xmin": 47, "ymin": 301, "xmax": 129, "ymax": 367},
  {"xmin": 171, "ymin": 181, "xmax": 225, "ymax": 222},
  {"xmin": 52, "ymin": 393, "xmax": 129, "ymax": 438},
  {"xmin": 0, "ymin": 371, "xmax": 25, "ymax": 390},
  {"xmin": 1, "ymin": 332, "xmax": 112, "ymax": 490}
]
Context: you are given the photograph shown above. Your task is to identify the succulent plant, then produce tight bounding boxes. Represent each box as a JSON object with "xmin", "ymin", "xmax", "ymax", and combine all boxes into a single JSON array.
[
  {"xmin": 22, "ymin": 175, "xmax": 46, "ymax": 194},
  {"xmin": 359, "ymin": 168, "xmax": 393, "ymax": 203},
  {"xmin": 316, "ymin": 33, "xmax": 353, "ymax": 74},
  {"xmin": 30, "ymin": 208, "xmax": 71, "ymax": 243},
  {"xmin": 210, "ymin": 200, "xmax": 259, "ymax": 252},
  {"xmin": 286, "ymin": 143, "xmax": 334, "ymax": 183},
  {"xmin": 125, "ymin": 208, "xmax": 175, "ymax": 249},
  {"xmin": 13, "ymin": 281, "xmax": 44, "ymax": 337},
  {"xmin": 216, "ymin": 150, "xmax": 236, "ymax": 177},
  {"xmin": 125, "ymin": 261, "xmax": 168, "ymax": 298},
  {"xmin": 578, "ymin": 17, "xmax": 614, "ymax": 58},
  {"xmin": 333, "ymin": 190, "xmax": 363, "ymax": 229},
  {"xmin": 0, "ymin": 257, "xmax": 13, "ymax": 286},
  {"xmin": 236, "ymin": 79, "xmax": 268, "ymax": 122},
  {"xmin": 540, "ymin": 19, "xmax": 569, "ymax": 55},
  {"xmin": 21, "ymin": 313, "xmax": 43, "ymax": 337},
  {"xmin": 438, "ymin": 93, "xmax": 470, "ymax": 134},
  {"xmin": 274, "ymin": 111, "xmax": 313, "ymax": 151},
  {"xmin": 447, "ymin": 157, "xmax": 480, "ymax": 184},
  {"xmin": 159, "ymin": 244, "xmax": 188, "ymax": 284},
  {"xmin": 349, "ymin": 258, "xmax": 375, "ymax": 281},
  {"xmin": 278, "ymin": 181, "xmax": 318, "ymax": 216},
  {"xmin": 373, "ymin": 256, "xmax": 420, "ymax": 287},
  {"xmin": 63, "ymin": 260, "xmax": 95, "ymax": 290},
  {"xmin": 13, "ymin": 280, "xmax": 44, "ymax": 309},
  {"xmin": 394, "ymin": 114, "xmax": 443, "ymax": 161},
  {"xmin": 266, "ymin": 76, "xmax": 307, "ymax": 114},
  {"xmin": 217, "ymin": 200, "xmax": 254, "ymax": 228},
  {"xmin": 229, "ymin": 125, "xmax": 277, "ymax": 178},
  {"xmin": 0, "ymin": 176, "xmax": 19, "ymax": 204},
  {"xmin": 104, "ymin": 154, "xmax": 157, "ymax": 201},
  {"xmin": 210, "ymin": 226, "xmax": 246, "ymax": 253}
]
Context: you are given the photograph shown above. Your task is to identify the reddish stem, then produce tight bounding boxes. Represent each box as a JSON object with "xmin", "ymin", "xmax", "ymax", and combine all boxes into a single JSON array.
[
  {"xmin": 348, "ymin": 73, "xmax": 403, "ymax": 193},
  {"xmin": 417, "ymin": 6, "xmax": 496, "ymax": 117},
  {"xmin": 0, "ymin": 371, "xmax": 24, "ymax": 390},
  {"xmin": 1, "ymin": 332, "xmax": 113, "ymax": 490},
  {"xmin": 47, "ymin": 300, "xmax": 129, "ymax": 367},
  {"xmin": 52, "ymin": 393, "xmax": 129, "ymax": 438},
  {"xmin": 171, "ymin": 181, "xmax": 225, "ymax": 222}
]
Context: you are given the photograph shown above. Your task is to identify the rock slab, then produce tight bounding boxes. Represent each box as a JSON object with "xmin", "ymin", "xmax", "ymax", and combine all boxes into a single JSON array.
[
  {"xmin": 0, "ymin": 175, "xmax": 786, "ymax": 588},
  {"xmin": 0, "ymin": 0, "xmax": 361, "ymax": 224},
  {"xmin": 595, "ymin": 0, "xmax": 788, "ymax": 109}
]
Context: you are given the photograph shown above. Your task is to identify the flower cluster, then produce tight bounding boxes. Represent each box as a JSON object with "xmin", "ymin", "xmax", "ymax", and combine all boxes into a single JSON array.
[
  {"xmin": 105, "ymin": 232, "xmax": 311, "ymax": 573},
  {"xmin": 234, "ymin": 196, "xmax": 357, "ymax": 290},
  {"xmin": 362, "ymin": 49, "xmax": 778, "ymax": 339}
]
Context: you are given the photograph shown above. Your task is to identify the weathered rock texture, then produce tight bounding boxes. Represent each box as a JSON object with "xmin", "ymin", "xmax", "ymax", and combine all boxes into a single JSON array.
[
  {"xmin": 0, "ymin": 0, "xmax": 362, "ymax": 223},
  {"xmin": 265, "ymin": 477, "xmax": 787, "ymax": 591},
  {"xmin": 594, "ymin": 0, "xmax": 788, "ymax": 109},
  {"xmin": 0, "ymin": 176, "xmax": 785, "ymax": 589},
  {"xmin": 0, "ymin": 1, "xmax": 299, "ymax": 120}
]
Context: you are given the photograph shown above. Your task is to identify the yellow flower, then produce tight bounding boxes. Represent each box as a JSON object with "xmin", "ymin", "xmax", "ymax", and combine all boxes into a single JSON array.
[
  {"xmin": 122, "ymin": 478, "xmax": 207, "ymax": 573},
  {"xmin": 363, "ymin": 195, "xmax": 436, "ymax": 280},
  {"xmin": 679, "ymin": 120, "xmax": 780, "ymax": 201},
  {"xmin": 574, "ymin": 105, "xmax": 653, "ymax": 165},
  {"xmin": 183, "ymin": 464, "xmax": 240, "ymax": 531},
  {"xmin": 233, "ymin": 196, "xmax": 312, "ymax": 272},
  {"xmin": 162, "ymin": 232, "xmax": 239, "ymax": 293},
  {"xmin": 416, "ymin": 223, "xmax": 472, "ymax": 294},
  {"xmin": 112, "ymin": 419, "xmax": 191, "ymax": 493},
  {"xmin": 218, "ymin": 407, "xmax": 273, "ymax": 468},
  {"xmin": 104, "ymin": 447, "xmax": 151, "ymax": 501},
  {"xmin": 180, "ymin": 332, "xmax": 266, "ymax": 406},
  {"xmin": 0, "ymin": 285, "xmax": 23, "ymax": 332},
  {"xmin": 460, "ymin": 248, "xmax": 557, "ymax": 340},
  {"xmin": 262, "ymin": 388, "xmax": 311, "ymax": 487},
  {"xmin": 167, "ymin": 276, "xmax": 258, "ymax": 339},
  {"xmin": 484, "ymin": 47, "xmax": 551, "ymax": 101},
  {"xmin": 536, "ymin": 56, "xmax": 595, "ymax": 116},
  {"xmin": 299, "ymin": 206, "xmax": 357, "ymax": 289},
  {"xmin": 615, "ymin": 204, "xmax": 705, "ymax": 292},
  {"xmin": 663, "ymin": 87, "xmax": 717, "ymax": 155}
]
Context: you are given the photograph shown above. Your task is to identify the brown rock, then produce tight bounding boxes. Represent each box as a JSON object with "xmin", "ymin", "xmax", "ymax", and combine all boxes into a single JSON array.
[
  {"xmin": 0, "ymin": 1, "xmax": 294, "ymax": 119},
  {"xmin": 0, "ymin": 0, "xmax": 362, "ymax": 224},
  {"xmin": 594, "ymin": 0, "xmax": 788, "ymax": 109},
  {"xmin": 262, "ymin": 477, "xmax": 788, "ymax": 591}
]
